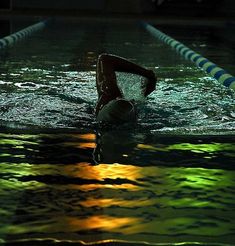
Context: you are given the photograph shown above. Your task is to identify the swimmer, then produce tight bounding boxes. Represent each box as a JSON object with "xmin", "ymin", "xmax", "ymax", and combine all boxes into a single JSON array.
[{"xmin": 95, "ymin": 53, "xmax": 157, "ymax": 124}]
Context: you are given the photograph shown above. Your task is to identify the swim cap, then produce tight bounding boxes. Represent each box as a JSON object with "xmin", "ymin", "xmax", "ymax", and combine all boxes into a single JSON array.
[{"xmin": 96, "ymin": 99, "xmax": 136, "ymax": 124}]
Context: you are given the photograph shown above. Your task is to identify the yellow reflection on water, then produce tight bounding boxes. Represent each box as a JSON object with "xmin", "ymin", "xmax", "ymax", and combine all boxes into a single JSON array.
[
  {"xmin": 65, "ymin": 163, "xmax": 142, "ymax": 182},
  {"xmin": 77, "ymin": 183, "xmax": 139, "ymax": 191},
  {"xmin": 62, "ymin": 162, "xmax": 143, "ymax": 191},
  {"xmin": 67, "ymin": 215, "xmax": 139, "ymax": 233},
  {"xmin": 81, "ymin": 198, "xmax": 153, "ymax": 208},
  {"xmin": 75, "ymin": 133, "xmax": 96, "ymax": 141},
  {"xmin": 63, "ymin": 133, "xmax": 96, "ymax": 149},
  {"xmin": 76, "ymin": 142, "xmax": 96, "ymax": 149},
  {"xmin": 3, "ymin": 215, "xmax": 140, "ymax": 235}
]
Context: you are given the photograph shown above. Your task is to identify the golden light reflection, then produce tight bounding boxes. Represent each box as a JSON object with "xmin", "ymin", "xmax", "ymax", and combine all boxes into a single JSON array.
[
  {"xmin": 67, "ymin": 215, "xmax": 139, "ymax": 233},
  {"xmin": 63, "ymin": 141, "xmax": 96, "ymax": 149},
  {"xmin": 80, "ymin": 198, "xmax": 153, "ymax": 208},
  {"xmin": 64, "ymin": 163, "xmax": 142, "ymax": 182},
  {"xmin": 69, "ymin": 183, "xmax": 140, "ymax": 192},
  {"xmin": 76, "ymin": 142, "xmax": 96, "ymax": 149},
  {"xmin": 62, "ymin": 162, "xmax": 143, "ymax": 191},
  {"xmin": 75, "ymin": 133, "xmax": 96, "ymax": 141},
  {"xmin": 64, "ymin": 133, "xmax": 96, "ymax": 149}
]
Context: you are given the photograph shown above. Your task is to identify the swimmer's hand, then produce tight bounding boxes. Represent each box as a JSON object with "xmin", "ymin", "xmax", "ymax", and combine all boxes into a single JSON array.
[{"xmin": 142, "ymin": 70, "xmax": 157, "ymax": 97}]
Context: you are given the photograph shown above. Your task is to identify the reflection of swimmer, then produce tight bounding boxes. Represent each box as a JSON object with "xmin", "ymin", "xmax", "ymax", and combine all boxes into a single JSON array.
[
  {"xmin": 93, "ymin": 130, "xmax": 138, "ymax": 164},
  {"xmin": 95, "ymin": 53, "xmax": 157, "ymax": 124}
]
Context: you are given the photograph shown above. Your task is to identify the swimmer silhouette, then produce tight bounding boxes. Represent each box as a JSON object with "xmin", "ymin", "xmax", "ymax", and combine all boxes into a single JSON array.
[{"xmin": 95, "ymin": 53, "xmax": 157, "ymax": 124}]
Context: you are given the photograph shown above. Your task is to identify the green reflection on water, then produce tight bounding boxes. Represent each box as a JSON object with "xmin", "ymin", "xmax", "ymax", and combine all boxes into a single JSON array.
[
  {"xmin": 137, "ymin": 142, "xmax": 235, "ymax": 154},
  {"xmin": 0, "ymin": 134, "xmax": 39, "ymax": 140},
  {"xmin": 0, "ymin": 134, "xmax": 40, "ymax": 146},
  {"xmin": 168, "ymin": 143, "xmax": 235, "ymax": 153},
  {"xmin": 0, "ymin": 133, "xmax": 235, "ymax": 244},
  {"xmin": 0, "ymin": 154, "xmax": 11, "ymax": 157}
]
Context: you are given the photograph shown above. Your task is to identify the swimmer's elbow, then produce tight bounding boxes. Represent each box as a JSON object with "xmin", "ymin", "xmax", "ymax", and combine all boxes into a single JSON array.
[{"xmin": 98, "ymin": 53, "xmax": 111, "ymax": 62}]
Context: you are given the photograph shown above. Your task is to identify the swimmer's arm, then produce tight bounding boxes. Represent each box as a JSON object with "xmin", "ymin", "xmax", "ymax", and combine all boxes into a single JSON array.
[
  {"xmin": 100, "ymin": 53, "xmax": 154, "ymax": 78},
  {"xmin": 142, "ymin": 76, "xmax": 157, "ymax": 97},
  {"xmin": 95, "ymin": 94, "xmax": 113, "ymax": 116},
  {"xmin": 100, "ymin": 54, "xmax": 157, "ymax": 96}
]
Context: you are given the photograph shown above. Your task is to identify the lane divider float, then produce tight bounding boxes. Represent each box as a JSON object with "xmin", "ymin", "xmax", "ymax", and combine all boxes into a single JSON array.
[
  {"xmin": 141, "ymin": 22, "xmax": 235, "ymax": 91},
  {"xmin": 0, "ymin": 20, "xmax": 49, "ymax": 49}
]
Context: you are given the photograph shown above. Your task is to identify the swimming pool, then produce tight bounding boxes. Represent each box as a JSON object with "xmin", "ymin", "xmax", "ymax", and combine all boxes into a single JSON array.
[{"xmin": 0, "ymin": 18, "xmax": 235, "ymax": 246}]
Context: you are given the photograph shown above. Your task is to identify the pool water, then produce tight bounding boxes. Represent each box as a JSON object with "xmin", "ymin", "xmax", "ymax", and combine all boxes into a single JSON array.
[{"xmin": 0, "ymin": 18, "xmax": 235, "ymax": 246}]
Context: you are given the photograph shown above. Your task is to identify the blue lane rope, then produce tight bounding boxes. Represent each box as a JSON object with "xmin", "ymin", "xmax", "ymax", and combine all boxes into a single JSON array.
[
  {"xmin": 141, "ymin": 22, "xmax": 235, "ymax": 91},
  {"xmin": 0, "ymin": 20, "xmax": 49, "ymax": 50}
]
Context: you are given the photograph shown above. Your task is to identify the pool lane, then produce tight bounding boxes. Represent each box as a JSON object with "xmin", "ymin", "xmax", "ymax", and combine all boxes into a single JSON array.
[
  {"xmin": 0, "ymin": 20, "xmax": 49, "ymax": 49},
  {"xmin": 142, "ymin": 22, "xmax": 235, "ymax": 90}
]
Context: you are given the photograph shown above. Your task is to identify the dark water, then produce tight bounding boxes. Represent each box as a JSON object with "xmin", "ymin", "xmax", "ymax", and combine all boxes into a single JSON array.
[
  {"xmin": 0, "ymin": 131, "xmax": 235, "ymax": 246},
  {"xmin": 0, "ymin": 18, "xmax": 235, "ymax": 245}
]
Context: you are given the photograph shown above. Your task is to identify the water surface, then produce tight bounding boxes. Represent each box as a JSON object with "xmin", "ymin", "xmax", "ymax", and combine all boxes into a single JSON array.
[{"xmin": 0, "ymin": 18, "xmax": 235, "ymax": 246}]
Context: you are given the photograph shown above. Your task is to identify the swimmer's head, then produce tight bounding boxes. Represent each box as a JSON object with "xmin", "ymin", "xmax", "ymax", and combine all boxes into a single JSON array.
[{"xmin": 96, "ymin": 99, "xmax": 136, "ymax": 124}]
